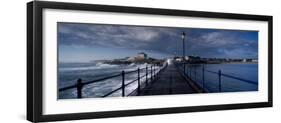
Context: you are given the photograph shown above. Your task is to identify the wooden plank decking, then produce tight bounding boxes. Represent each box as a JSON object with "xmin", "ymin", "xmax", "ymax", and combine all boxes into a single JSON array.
[{"xmin": 133, "ymin": 61, "xmax": 201, "ymax": 96}]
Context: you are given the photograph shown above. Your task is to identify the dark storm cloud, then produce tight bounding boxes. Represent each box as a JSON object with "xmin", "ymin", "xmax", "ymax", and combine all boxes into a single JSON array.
[{"xmin": 58, "ymin": 23, "xmax": 258, "ymax": 58}]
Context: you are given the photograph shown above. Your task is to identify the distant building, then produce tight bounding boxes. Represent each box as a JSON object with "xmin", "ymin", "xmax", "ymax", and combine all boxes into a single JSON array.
[
  {"xmin": 127, "ymin": 52, "xmax": 148, "ymax": 62},
  {"xmin": 137, "ymin": 52, "xmax": 147, "ymax": 59},
  {"xmin": 187, "ymin": 56, "xmax": 201, "ymax": 63},
  {"xmin": 243, "ymin": 58, "xmax": 256, "ymax": 62},
  {"xmin": 175, "ymin": 58, "xmax": 183, "ymax": 62},
  {"xmin": 173, "ymin": 56, "xmax": 183, "ymax": 62},
  {"xmin": 252, "ymin": 59, "xmax": 258, "ymax": 62}
]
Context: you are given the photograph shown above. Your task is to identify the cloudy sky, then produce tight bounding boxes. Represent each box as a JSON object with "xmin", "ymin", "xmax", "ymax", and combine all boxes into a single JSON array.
[{"xmin": 58, "ymin": 22, "xmax": 258, "ymax": 63}]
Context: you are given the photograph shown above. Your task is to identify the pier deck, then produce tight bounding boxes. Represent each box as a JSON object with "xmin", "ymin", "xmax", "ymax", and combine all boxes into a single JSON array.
[{"xmin": 136, "ymin": 62, "xmax": 200, "ymax": 96}]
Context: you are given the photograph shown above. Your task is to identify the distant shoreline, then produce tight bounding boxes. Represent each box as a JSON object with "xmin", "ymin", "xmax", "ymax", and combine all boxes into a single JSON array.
[
  {"xmin": 223, "ymin": 62, "xmax": 258, "ymax": 64},
  {"xmin": 201, "ymin": 62, "xmax": 258, "ymax": 64},
  {"xmin": 59, "ymin": 61, "xmax": 258, "ymax": 64}
]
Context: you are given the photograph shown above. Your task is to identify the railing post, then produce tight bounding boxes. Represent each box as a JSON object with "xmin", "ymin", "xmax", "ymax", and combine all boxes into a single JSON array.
[
  {"xmin": 202, "ymin": 65, "xmax": 205, "ymax": 92},
  {"xmin": 156, "ymin": 65, "xmax": 158, "ymax": 80},
  {"xmin": 154, "ymin": 64, "xmax": 156, "ymax": 79},
  {"xmin": 189, "ymin": 66, "xmax": 191, "ymax": 78},
  {"xmin": 218, "ymin": 69, "xmax": 222, "ymax": 92},
  {"xmin": 154, "ymin": 65, "xmax": 157, "ymax": 79},
  {"xmin": 137, "ymin": 68, "xmax": 140, "ymax": 94},
  {"xmin": 151, "ymin": 65, "xmax": 153, "ymax": 81},
  {"xmin": 194, "ymin": 67, "xmax": 197, "ymax": 81},
  {"xmin": 189, "ymin": 67, "xmax": 193, "ymax": 80},
  {"xmin": 184, "ymin": 64, "xmax": 186, "ymax": 75},
  {"xmin": 146, "ymin": 66, "xmax": 148, "ymax": 85},
  {"xmin": 76, "ymin": 78, "xmax": 83, "ymax": 99},
  {"xmin": 122, "ymin": 71, "xmax": 125, "ymax": 97}
]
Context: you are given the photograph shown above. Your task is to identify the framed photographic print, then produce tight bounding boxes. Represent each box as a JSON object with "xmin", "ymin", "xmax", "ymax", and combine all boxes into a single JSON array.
[{"xmin": 27, "ymin": 1, "xmax": 273, "ymax": 122}]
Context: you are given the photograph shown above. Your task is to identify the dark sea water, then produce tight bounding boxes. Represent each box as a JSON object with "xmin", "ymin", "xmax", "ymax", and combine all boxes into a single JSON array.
[
  {"xmin": 58, "ymin": 62, "xmax": 158, "ymax": 99},
  {"xmin": 58, "ymin": 62, "xmax": 258, "ymax": 99},
  {"xmin": 182, "ymin": 63, "xmax": 258, "ymax": 92}
]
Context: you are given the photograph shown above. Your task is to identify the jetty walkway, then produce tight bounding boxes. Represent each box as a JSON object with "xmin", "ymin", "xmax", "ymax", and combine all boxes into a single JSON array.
[{"xmin": 134, "ymin": 62, "xmax": 200, "ymax": 96}]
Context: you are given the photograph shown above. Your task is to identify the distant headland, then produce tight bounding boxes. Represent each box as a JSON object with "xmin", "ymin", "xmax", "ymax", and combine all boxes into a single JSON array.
[{"xmin": 91, "ymin": 52, "xmax": 165, "ymax": 65}]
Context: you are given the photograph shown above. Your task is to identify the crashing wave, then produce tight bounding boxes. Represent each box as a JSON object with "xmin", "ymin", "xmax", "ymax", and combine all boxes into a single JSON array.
[{"xmin": 59, "ymin": 63, "xmax": 119, "ymax": 71}]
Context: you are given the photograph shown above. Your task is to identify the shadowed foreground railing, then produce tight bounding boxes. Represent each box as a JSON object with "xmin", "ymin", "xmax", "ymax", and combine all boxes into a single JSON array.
[
  {"xmin": 59, "ymin": 63, "xmax": 168, "ymax": 98},
  {"xmin": 177, "ymin": 63, "xmax": 258, "ymax": 92}
]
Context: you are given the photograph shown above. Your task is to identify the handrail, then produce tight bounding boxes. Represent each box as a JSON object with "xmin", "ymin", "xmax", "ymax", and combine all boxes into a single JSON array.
[
  {"xmin": 59, "ymin": 63, "xmax": 167, "ymax": 98},
  {"xmin": 102, "ymin": 74, "xmax": 146, "ymax": 98},
  {"xmin": 102, "ymin": 86, "xmax": 122, "ymax": 97},
  {"xmin": 126, "ymin": 68, "xmax": 162, "ymax": 96},
  {"xmin": 99, "ymin": 68, "xmax": 148, "ymax": 97},
  {"xmin": 59, "ymin": 84, "xmax": 77, "ymax": 92},
  {"xmin": 126, "ymin": 67, "xmax": 146, "ymax": 74},
  {"xmin": 103, "ymin": 78, "xmax": 139, "ymax": 97},
  {"xmin": 205, "ymin": 70, "xmax": 217, "ymax": 74},
  {"xmin": 176, "ymin": 63, "xmax": 258, "ymax": 92},
  {"xmin": 222, "ymin": 73, "xmax": 257, "ymax": 85},
  {"xmin": 59, "ymin": 67, "xmax": 147, "ymax": 92},
  {"xmin": 103, "ymin": 64, "xmax": 166, "ymax": 97},
  {"xmin": 127, "ymin": 65, "xmax": 165, "ymax": 96},
  {"xmin": 83, "ymin": 73, "xmax": 122, "ymax": 86},
  {"xmin": 59, "ymin": 73, "xmax": 122, "ymax": 92},
  {"xmin": 205, "ymin": 69, "xmax": 258, "ymax": 85}
]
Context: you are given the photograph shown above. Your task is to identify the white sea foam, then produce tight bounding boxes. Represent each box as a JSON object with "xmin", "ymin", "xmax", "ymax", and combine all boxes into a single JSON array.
[
  {"xmin": 59, "ymin": 63, "xmax": 119, "ymax": 71},
  {"xmin": 59, "ymin": 62, "xmax": 163, "ymax": 98},
  {"xmin": 96, "ymin": 63, "xmax": 119, "ymax": 69}
]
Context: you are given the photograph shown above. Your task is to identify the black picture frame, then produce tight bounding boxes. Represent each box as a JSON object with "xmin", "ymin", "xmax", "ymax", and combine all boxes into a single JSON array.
[{"xmin": 27, "ymin": 1, "xmax": 273, "ymax": 122}]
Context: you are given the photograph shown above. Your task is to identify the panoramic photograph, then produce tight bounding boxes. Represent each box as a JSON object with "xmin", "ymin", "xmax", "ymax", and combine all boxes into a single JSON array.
[{"xmin": 58, "ymin": 22, "xmax": 258, "ymax": 99}]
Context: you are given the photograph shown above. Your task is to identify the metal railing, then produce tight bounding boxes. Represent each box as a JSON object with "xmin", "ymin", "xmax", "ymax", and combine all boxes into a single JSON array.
[
  {"xmin": 177, "ymin": 63, "xmax": 258, "ymax": 92},
  {"xmin": 59, "ymin": 63, "xmax": 168, "ymax": 98}
]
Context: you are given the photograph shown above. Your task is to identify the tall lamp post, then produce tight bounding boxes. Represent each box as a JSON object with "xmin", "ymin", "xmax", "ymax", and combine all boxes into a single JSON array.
[{"xmin": 181, "ymin": 32, "xmax": 186, "ymax": 61}]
